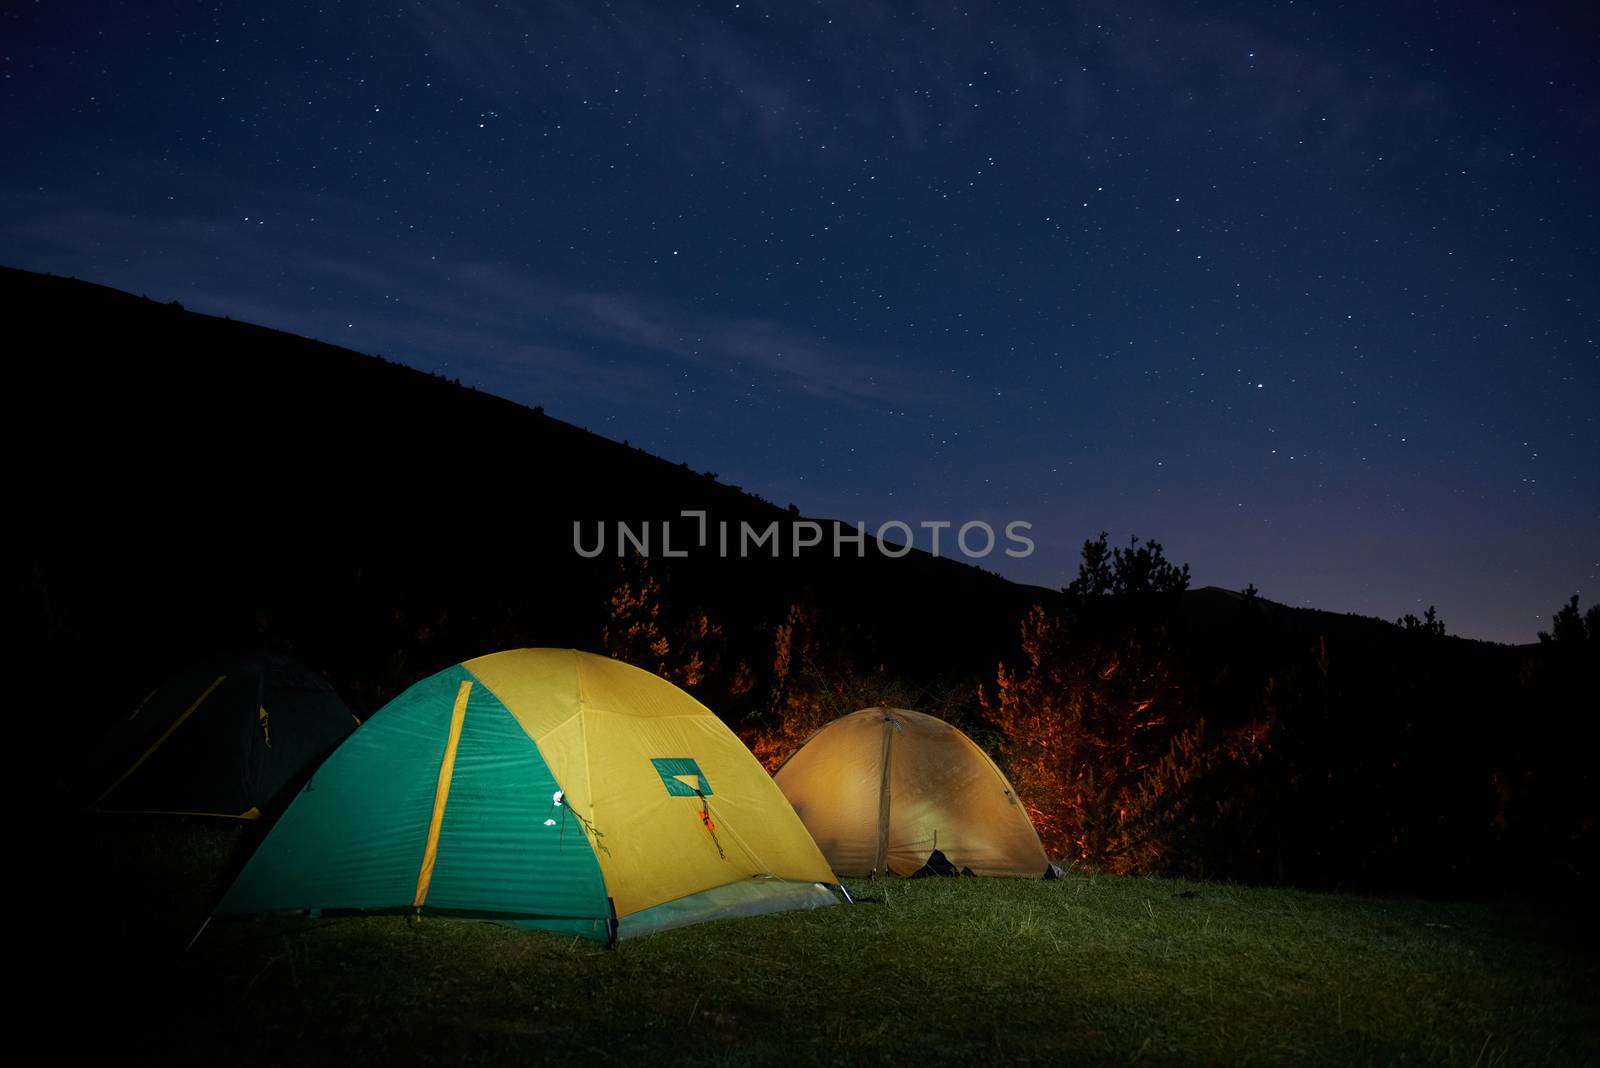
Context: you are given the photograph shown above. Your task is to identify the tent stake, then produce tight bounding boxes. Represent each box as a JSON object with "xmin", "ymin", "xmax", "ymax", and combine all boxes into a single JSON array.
[{"xmin": 184, "ymin": 916, "xmax": 212, "ymax": 953}]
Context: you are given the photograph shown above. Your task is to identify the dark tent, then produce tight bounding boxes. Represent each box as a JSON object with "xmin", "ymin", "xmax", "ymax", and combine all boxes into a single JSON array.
[{"xmin": 89, "ymin": 651, "xmax": 357, "ymax": 820}]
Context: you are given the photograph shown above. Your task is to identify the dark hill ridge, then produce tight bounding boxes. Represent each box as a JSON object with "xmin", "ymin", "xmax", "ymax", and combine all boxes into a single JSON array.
[
  {"xmin": 2, "ymin": 265, "xmax": 1521, "ymax": 728},
  {"xmin": 1186, "ymin": 584, "xmax": 1517, "ymax": 650},
  {"xmin": 8, "ymin": 266, "xmax": 1590, "ymax": 896},
  {"xmin": 3, "ymin": 265, "xmax": 1053, "ymax": 744}
]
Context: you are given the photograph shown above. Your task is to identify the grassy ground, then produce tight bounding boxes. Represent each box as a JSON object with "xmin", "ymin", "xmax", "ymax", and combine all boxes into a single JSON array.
[{"xmin": 46, "ymin": 865, "xmax": 1597, "ymax": 1066}]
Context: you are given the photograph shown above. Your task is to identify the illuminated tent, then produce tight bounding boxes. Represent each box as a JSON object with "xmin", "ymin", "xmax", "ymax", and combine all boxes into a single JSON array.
[
  {"xmin": 774, "ymin": 707, "xmax": 1055, "ymax": 878},
  {"xmin": 89, "ymin": 651, "xmax": 358, "ymax": 820},
  {"xmin": 218, "ymin": 649, "xmax": 839, "ymax": 941}
]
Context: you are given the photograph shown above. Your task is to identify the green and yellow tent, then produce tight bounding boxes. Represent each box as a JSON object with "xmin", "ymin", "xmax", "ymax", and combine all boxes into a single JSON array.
[
  {"xmin": 89, "ymin": 650, "xmax": 357, "ymax": 820},
  {"xmin": 217, "ymin": 649, "xmax": 839, "ymax": 941}
]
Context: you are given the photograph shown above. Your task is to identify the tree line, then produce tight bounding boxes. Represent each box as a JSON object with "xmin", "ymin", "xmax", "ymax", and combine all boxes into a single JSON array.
[{"xmin": 607, "ymin": 540, "xmax": 1599, "ymax": 897}]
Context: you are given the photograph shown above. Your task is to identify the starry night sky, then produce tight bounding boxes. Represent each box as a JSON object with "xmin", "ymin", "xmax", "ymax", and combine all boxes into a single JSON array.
[{"xmin": 4, "ymin": 1, "xmax": 1596, "ymax": 643}]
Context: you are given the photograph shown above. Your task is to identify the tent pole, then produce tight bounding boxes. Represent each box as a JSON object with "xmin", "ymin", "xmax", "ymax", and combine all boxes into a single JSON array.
[{"xmin": 873, "ymin": 711, "xmax": 894, "ymax": 877}]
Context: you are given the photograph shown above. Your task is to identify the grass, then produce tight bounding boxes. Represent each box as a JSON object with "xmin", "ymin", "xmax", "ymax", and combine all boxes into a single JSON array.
[{"xmin": 48, "ymin": 865, "xmax": 1597, "ymax": 1066}]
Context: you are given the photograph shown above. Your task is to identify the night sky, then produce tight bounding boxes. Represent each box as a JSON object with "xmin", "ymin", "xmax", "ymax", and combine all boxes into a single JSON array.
[{"xmin": 4, "ymin": 1, "xmax": 1596, "ymax": 643}]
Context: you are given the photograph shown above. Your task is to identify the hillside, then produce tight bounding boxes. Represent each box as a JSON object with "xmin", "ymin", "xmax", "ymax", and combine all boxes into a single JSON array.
[
  {"xmin": 3, "ymin": 265, "xmax": 1050, "ymax": 749},
  {"xmin": 8, "ymin": 266, "xmax": 1592, "ymax": 899}
]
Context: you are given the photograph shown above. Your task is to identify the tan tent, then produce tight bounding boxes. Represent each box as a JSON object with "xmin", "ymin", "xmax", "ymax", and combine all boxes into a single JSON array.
[{"xmin": 773, "ymin": 707, "xmax": 1055, "ymax": 878}]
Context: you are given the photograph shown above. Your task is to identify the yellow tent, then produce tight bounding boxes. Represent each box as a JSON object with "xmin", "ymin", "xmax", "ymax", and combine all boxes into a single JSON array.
[
  {"xmin": 219, "ymin": 649, "xmax": 840, "ymax": 940},
  {"xmin": 774, "ymin": 707, "xmax": 1054, "ymax": 878}
]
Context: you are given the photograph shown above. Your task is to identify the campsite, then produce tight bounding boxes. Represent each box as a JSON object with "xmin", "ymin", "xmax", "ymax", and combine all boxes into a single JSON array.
[
  {"xmin": 7, "ymin": 2, "xmax": 1600, "ymax": 1061},
  {"xmin": 9, "ymin": 267, "xmax": 1597, "ymax": 1064}
]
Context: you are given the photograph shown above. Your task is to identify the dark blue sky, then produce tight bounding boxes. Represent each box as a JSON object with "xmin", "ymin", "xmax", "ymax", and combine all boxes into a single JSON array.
[{"xmin": 5, "ymin": 1, "xmax": 1596, "ymax": 642}]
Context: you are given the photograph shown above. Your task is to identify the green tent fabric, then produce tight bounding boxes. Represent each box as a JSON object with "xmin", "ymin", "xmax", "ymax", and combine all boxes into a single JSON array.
[
  {"xmin": 217, "ymin": 649, "xmax": 839, "ymax": 941},
  {"xmin": 89, "ymin": 651, "xmax": 357, "ymax": 820},
  {"xmin": 222, "ymin": 663, "xmax": 608, "ymax": 934}
]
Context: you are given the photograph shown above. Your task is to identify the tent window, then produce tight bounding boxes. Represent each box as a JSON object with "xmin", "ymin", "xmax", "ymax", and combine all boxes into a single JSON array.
[{"xmin": 651, "ymin": 757, "xmax": 712, "ymax": 796}]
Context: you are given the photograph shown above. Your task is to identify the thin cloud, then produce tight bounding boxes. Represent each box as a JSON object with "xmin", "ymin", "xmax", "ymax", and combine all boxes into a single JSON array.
[
  {"xmin": 2, "ymin": 183, "xmax": 938, "ymax": 416},
  {"xmin": 558, "ymin": 289, "xmax": 937, "ymax": 411}
]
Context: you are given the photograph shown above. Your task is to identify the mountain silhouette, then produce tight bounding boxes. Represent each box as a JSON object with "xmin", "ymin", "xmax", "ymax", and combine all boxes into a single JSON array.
[
  {"xmin": 7, "ymin": 265, "xmax": 1590, "ymax": 896},
  {"xmin": 4, "ymin": 266, "xmax": 1048, "ymax": 753}
]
